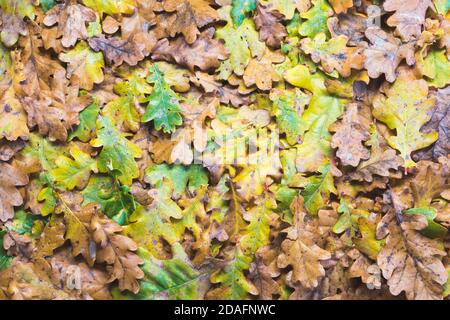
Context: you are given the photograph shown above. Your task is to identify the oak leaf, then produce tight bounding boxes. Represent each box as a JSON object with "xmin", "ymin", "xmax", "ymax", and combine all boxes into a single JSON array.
[
  {"xmin": 91, "ymin": 116, "xmax": 142, "ymax": 185},
  {"xmin": 277, "ymin": 196, "xmax": 331, "ymax": 289},
  {"xmin": 0, "ymin": 162, "xmax": 28, "ymax": 222},
  {"xmin": 43, "ymin": 0, "xmax": 96, "ymax": 48},
  {"xmin": 414, "ymin": 87, "xmax": 450, "ymax": 161},
  {"xmin": 364, "ymin": 27, "xmax": 415, "ymax": 83},
  {"xmin": 330, "ymin": 103, "xmax": 370, "ymax": 167},
  {"xmin": 243, "ymin": 49, "xmax": 285, "ymax": 90},
  {"xmin": 254, "ymin": 2, "xmax": 287, "ymax": 48},
  {"xmin": 383, "ymin": 0, "xmax": 433, "ymax": 42},
  {"xmin": 377, "ymin": 212, "xmax": 448, "ymax": 299},
  {"xmin": 0, "ymin": 86, "xmax": 29, "ymax": 141},
  {"xmin": 349, "ymin": 126, "xmax": 404, "ymax": 182},
  {"xmin": 59, "ymin": 40, "xmax": 104, "ymax": 90},
  {"xmin": 161, "ymin": 0, "xmax": 219, "ymax": 44},
  {"xmin": 373, "ymin": 72, "xmax": 438, "ymax": 168},
  {"xmin": 152, "ymin": 29, "xmax": 228, "ymax": 72},
  {"xmin": 87, "ymin": 35, "xmax": 145, "ymax": 67},
  {"xmin": 301, "ymin": 33, "xmax": 364, "ymax": 77},
  {"xmin": 91, "ymin": 211, "xmax": 144, "ymax": 293}
]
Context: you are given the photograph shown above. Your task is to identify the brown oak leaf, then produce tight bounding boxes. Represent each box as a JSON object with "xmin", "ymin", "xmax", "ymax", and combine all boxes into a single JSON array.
[
  {"xmin": 329, "ymin": 0, "xmax": 353, "ymax": 14},
  {"xmin": 0, "ymin": 139, "xmax": 25, "ymax": 161},
  {"xmin": 48, "ymin": 250, "xmax": 112, "ymax": 300},
  {"xmin": 43, "ymin": 0, "xmax": 96, "ymax": 48},
  {"xmin": 254, "ymin": 3, "xmax": 287, "ymax": 48},
  {"xmin": 327, "ymin": 11, "xmax": 366, "ymax": 46},
  {"xmin": 349, "ymin": 127, "xmax": 403, "ymax": 182},
  {"xmin": 249, "ymin": 247, "xmax": 280, "ymax": 300},
  {"xmin": 0, "ymin": 258, "xmax": 73, "ymax": 300},
  {"xmin": 3, "ymin": 231, "xmax": 33, "ymax": 258},
  {"xmin": 33, "ymin": 216, "xmax": 66, "ymax": 259},
  {"xmin": 330, "ymin": 103, "xmax": 371, "ymax": 167},
  {"xmin": 88, "ymin": 35, "xmax": 146, "ymax": 67},
  {"xmin": 364, "ymin": 27, "xmax": 415, "ymax": 82},
  {"xmin": 0, "ymin": 9, "xmax": 28, "ymax": 47},
  {"xmin": 0, "ymin": 86, "xmax": 29, "ymax": 141},
  {"xmin": 243, "ymin": 49, "xmax": 285, "ymax": 91},
  {"xmin": 158, "ymin": 0, "xmax": 219, "ymax": 44},
  {"xmin": 377, "ymin": 210, "xmax": 447, "ymax": 300},
  {"xmin": 91, "ymin": 212, "xmax": 144, "ymax": 294},
  {"xmin": 56, "ymin": 193, "xmax": 97, "ymax": 266},
  {"xmin": 277, "ymin": 196, "xmax": 331, "ymax": 289},
  {"xmin": 414, "ymin": 87, "xmax": 450, "ymax": 161},
  {"xmin": 0, "ymin": 162, "xmax": 28, "ymax": 222},
  {"xmin": 151, "ymin": 29, "xmax": 228, "ymax": 71},
  {"xmin": 383, "ymin": 0, "xmax": 434, "ymax": 42}
]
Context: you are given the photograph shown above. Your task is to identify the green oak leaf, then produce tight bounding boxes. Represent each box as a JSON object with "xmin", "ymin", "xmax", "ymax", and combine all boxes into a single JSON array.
[
  {"xmin": 91, "ymin": 116, "xmax": 142, "ymax": 185},
  {"xmin": 295, "ymin": 115, "xmax": 333, "ymax": 173},
  {"xmin": 142, "ymin": 64, "xmax": 182, "ymax": 134},
  {"xmin": 69, "ymin": 101, "xmax": 100, "ymax": 142},
  {"xmin": 112, "ymin": 244, "xmax": 210, "ymax": 300},
  {"xmin": 173, "ymin": 187, "xmax": 208, "ymax": 242},
  {"xmin": 240, "ymin": 195, "xmax": 277, "ymax": 255},
  {"xmin": 215, "ymin": 6, "xmax": 265, "ymax": 79},
  {"xmin": 124, "ymin": 180, "xmax": 181, "ymax": 256},
  {"xmin": 419, "ymin": 49, "xmax": 450, "ymax": 88},
  {"xmin": 301, "ymin": 164, "xmax": 336, "ymax": 215},
  {"xmin": 208, "ymin": 247, "xmax": 257, "ymax": 299},
  {"xmin": 51, "ymin": 146, "xmax": 98, "ymax": 191},
  {"xmin": 284, "ymin": 64, "xmax": 345, "ymax": 136},
  {"xmin": 82, "ymin": 174, "xmax": 135, "ymax": 225},
  {"xmin": 231, "ymin": 0, "xmax": 256, "ymax": 26},
  {"xmin": 270, "ymin": 89, "xmax": 308, "ymax": 145},
  {"xmin": 299, "ymin": 0, "xmax": 333, "ymax": 38},
  {"xmin": 144, "ymin": 163, "xmax": 209, "ymax": 196}
]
